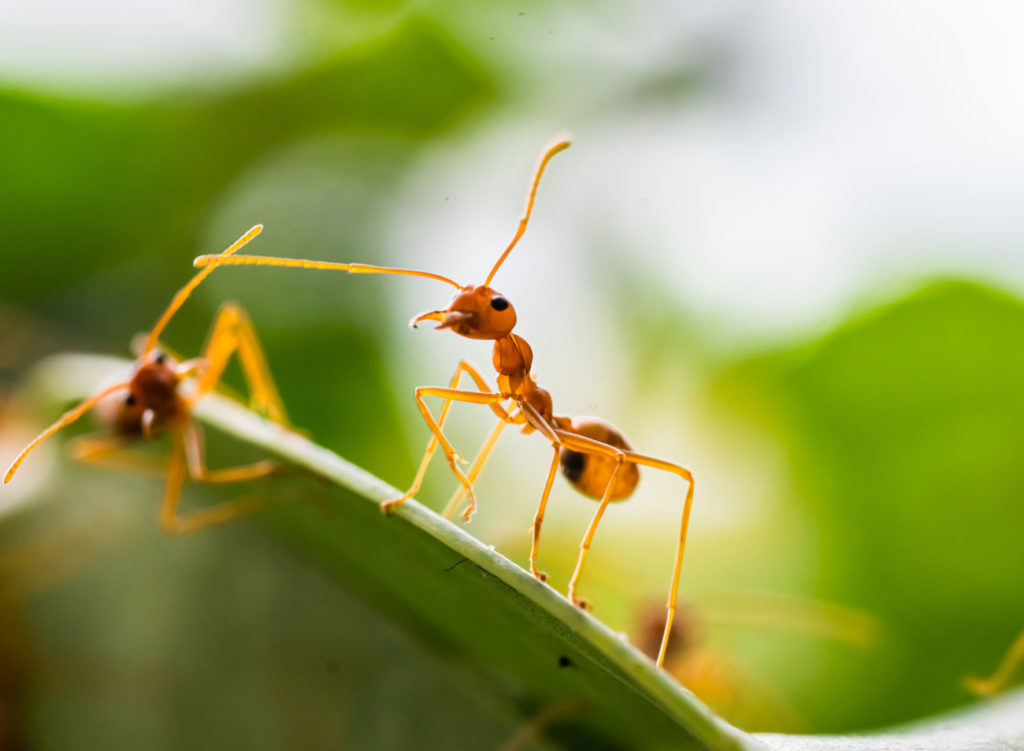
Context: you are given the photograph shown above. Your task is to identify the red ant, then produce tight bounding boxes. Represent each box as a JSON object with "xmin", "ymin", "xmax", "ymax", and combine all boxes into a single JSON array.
[
  {"xmin": 193, "ymin": 139, "xmax": 695, "ymax": 667},
  {"xmin": 4, "ymin": 226, "xmax": 290, "ymax": 533}
]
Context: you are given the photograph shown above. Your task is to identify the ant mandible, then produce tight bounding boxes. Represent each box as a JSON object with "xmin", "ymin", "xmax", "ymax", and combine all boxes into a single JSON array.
[
  {"xmin": 192, "ymin": 139, "xmax": 695, "ymax": 667},
  {"xmin": 5, "ymin": 226, "xmax": 290, "ymax": 533}
]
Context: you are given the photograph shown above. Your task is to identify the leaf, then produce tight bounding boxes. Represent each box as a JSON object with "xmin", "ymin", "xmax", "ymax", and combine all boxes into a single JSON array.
[
  {"xmin": 20, "ymin": 353, "xmax": 1024, "ymax": 750},
  {"xmin": 713, "ymin": 280, "xmax": 1024, "ymax": 728}
]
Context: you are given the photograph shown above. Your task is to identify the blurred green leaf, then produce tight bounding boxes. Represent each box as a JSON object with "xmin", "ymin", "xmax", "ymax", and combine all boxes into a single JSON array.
[
  {"xmin": 716, "ymin": 280, "xmax": 1024, "ymax": 728},
  {"xmin": 21, "ymin": 352, "xmax": 1024, "ymax": 751},
  {"xmin": 0, "ymin": 16, "xmax": 495, "ymax": 308}
]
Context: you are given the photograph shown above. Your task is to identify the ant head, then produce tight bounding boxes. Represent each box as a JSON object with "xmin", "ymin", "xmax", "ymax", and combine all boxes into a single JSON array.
[
  {"xmin": 408, "ymin": 137, "xmax": 570, "ymax": 342},
  {"xmin": 411, "ymin": 286, "xmax": 516, "ymax": 340},
  {"xmin": 140, "ymin": 348, "xmax": 175, "ymax": 370},
  {"xmin": 130, "ymin": 350, "xmax": 182, "ymax": 413}
]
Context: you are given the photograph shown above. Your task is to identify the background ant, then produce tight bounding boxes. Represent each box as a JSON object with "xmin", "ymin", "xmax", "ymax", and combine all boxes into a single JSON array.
[
  {"xmin": 193, "ymin": 138, "xmax": 696, "ymax": 667},
  {"xmin": 5, "ymin": 226, "xmax": 290, "ymax": 533}
]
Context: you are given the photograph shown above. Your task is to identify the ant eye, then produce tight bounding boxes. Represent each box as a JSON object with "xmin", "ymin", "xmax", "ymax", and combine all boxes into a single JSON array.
[
  {"xmin": 125, "ymin": 394, "xmax": 136, "ymax": 407},
  {"xmin": 154, "ymin": 353, "xmax": 167, "ymax": 365},
  {"xmin": 490, "ymin": 297, "xmax": 509, "ymax": 311}
]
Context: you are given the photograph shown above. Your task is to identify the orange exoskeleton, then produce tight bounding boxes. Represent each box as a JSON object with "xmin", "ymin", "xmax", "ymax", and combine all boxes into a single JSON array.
[
  {"xmin": 5, "ymin": 226, "xmax": 290, "ymax": 533},
  {"xmin": 192, "ymin": 139, "xmax": 695, "ymax": 667}
]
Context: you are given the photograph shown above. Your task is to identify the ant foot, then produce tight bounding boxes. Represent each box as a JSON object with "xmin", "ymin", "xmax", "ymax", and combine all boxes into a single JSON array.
[
  {"xmin": 531, "ymin": 569, "xmax": 548, "ymax": 583},
  {"xmin": 381, "ymin": 495, "xmax": 410, "ymax": 516},
  {"xmin": 571, "ymin": 596, "xmax": 592, "ymax": 611},
  {"xmin": 458, "ymin": 487, "xmax": 477, "ymax": 522}
]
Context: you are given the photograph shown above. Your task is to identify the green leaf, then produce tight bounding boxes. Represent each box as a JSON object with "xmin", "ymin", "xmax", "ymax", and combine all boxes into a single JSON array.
[{"xmin": 19, "ymin": 353, "xmax": 1024, "ymax": 750}]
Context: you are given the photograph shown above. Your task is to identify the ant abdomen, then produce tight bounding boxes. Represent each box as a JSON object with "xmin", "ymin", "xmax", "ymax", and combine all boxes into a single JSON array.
[{"xmin": 558, "ymin": 417, "xmax": 639, "ymax": 500}]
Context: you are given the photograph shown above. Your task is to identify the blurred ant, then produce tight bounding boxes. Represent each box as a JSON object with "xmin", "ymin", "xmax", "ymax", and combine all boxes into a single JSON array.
[
  {"xmin": 634, "ymin": 590, "xmax": 881, "ymax": 731},
  {"xmin": 193, "ymin": 138, "xmax": 695, "ymax": 667},
  {"xmin": 4, "ymin": 226, "xmax": 290, "ymax": 533},
  {"xmin": 965, "ymin": 628, "xmax": 1024, "ymax": 697}
]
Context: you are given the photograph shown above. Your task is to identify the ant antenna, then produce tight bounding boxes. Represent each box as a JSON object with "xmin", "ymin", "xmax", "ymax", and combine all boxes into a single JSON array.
[
  {"xmin": 483, "ymin": 135, "xmax": 571, "ymax": 287},
  {"xmin": 192, "ymin": 255, "xmax": 462, "ymax": 290},
  {"xmin": 143, "ymin": 225, "xmax": 264, "ymax": 355},
  {"xmin": 4, "ymin": 380, "xmax": 132, "ymax": 484}
]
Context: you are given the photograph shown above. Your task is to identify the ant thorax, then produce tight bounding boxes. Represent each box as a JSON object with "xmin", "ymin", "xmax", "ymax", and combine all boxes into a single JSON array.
[{"xmin": 492, "ymin": 334, "xmax": 533, "ymax": 376}]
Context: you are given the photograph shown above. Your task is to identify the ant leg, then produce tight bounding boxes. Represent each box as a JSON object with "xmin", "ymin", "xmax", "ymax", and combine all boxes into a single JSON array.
[
  {"xmin": 183, "ymin": 420, "xmax": 277, "ymax": 484},
  {"xmin": 194, "ymin": 303, "xmax": 289, "ymax": 425},
  {"xmin": 619, "ymin": 449, "xmax": 695, "ymax": 668},
  {"xmin": 527, "ymin": 445, "xmax": 561, "ymax": 583},
  {"xmin": 512, "ymin": 404, "xmax": 581, "ymax": 585},
  {"xmin": 157, "ymin": 422, "xmax": 274, "ymax": 534},
  {"xmin": 68, "ymin": 434, "xmax": 166, "ymax": 475},
  {"xmin": 566, "ymin": 458, "xmax": 624, "ymax": 610},
  {"xmin": 386, "ymin": 362, "xmax": 510, "ymax": 519},
  {"xmin": 385, "ymin": 386, "xmax": 509, "ymax": 519},
  {"xmin": 548, "ymin": 427, "xmax": 696, "ymax": 668},
  {"xmin": 440, "ymin": 417, "xmax": 508, "ymax": 521},
  {"xmin": 965, "ymin": 628, "xmax": 1024, "ymax": 696},
  {"xmin": 157, "ymin": 432, "xmax": 189, "ymax": 533}
]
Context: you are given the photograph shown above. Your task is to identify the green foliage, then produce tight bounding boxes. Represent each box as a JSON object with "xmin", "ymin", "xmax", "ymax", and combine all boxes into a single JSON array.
[
  {"xmin": 716, "ymin": 281, "xmax": 1024, "ymax": 728},
  {"xmin": 12, "ymin": 353, "xmax": 1023, "ymax": 751},
  {"xmin": 0, "ymin": 17, "xmax": 494, "ymax": 312}
]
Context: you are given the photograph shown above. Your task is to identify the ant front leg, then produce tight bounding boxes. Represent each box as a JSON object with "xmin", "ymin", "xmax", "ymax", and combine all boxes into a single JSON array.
[
  {"xmin": 194, "ymin": 303, "xmax": 289, "ymax": 425},
  {"xmin": 387, "ymin": 382, "xmax": 510, "ymax": 520},
  {"xmin": 157, "ymin": 421, "xmax": 276, "ymax": 534},
  {"xmin": 440, "ymin": 418, "xmax": 509, "ymax": 521},
  {"xmin": 385, "ymin": 361, "xmax": 512, "ymax": 520},
  {"xmin": 68, "ymin": 434, "xmax": 167, "ymax": 475}
]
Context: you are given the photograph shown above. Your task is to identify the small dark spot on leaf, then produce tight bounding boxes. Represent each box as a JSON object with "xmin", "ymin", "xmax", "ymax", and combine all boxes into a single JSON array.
[
  {"xmin": 444, "ymin": 557, "xmax": 469, "ymax": 573},
  {"xmin": 558, "ymin": 655, "xmax": 572, "ymax": 668}
]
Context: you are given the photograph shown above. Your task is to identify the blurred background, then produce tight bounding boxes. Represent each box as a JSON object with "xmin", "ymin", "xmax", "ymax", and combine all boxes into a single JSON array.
[{"xmin": 1, "ymin": 0, "xmax": 1023, "ymax": 747}]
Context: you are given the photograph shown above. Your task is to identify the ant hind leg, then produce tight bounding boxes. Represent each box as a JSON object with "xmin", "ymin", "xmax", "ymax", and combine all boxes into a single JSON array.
[
  {"xmin": 69, "ymin": 434, "xmax": 166, "ymax": 475},
  {"xmin": 551, "ymin": 428, "xmax": 695, "ymax": 669}
]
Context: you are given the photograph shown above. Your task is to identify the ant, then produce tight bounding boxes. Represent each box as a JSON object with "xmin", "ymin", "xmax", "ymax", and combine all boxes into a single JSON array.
[
  {"xmin": 634, "ymin": 591, "xmax": 881, "ymax": 730},
  {"xmin": 4, "ymin": 225, "xmax": 290, "ymax": 534},
  {"xmin": 192, "ymin": 138, "xmax": 695, "ymax": 667}
]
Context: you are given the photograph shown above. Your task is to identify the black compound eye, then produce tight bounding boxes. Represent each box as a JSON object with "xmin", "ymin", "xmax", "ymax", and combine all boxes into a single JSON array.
[
  {"xmin": 125, "ymin": 394, "xmax": 137, "ymax": 407},
  {"xmin": 154, "ymin": 352, "xmax": 167, "ymax": 365},
  {"xmin": 490, "ymin": 296, "xmax": 509, "ymax": 311}
]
